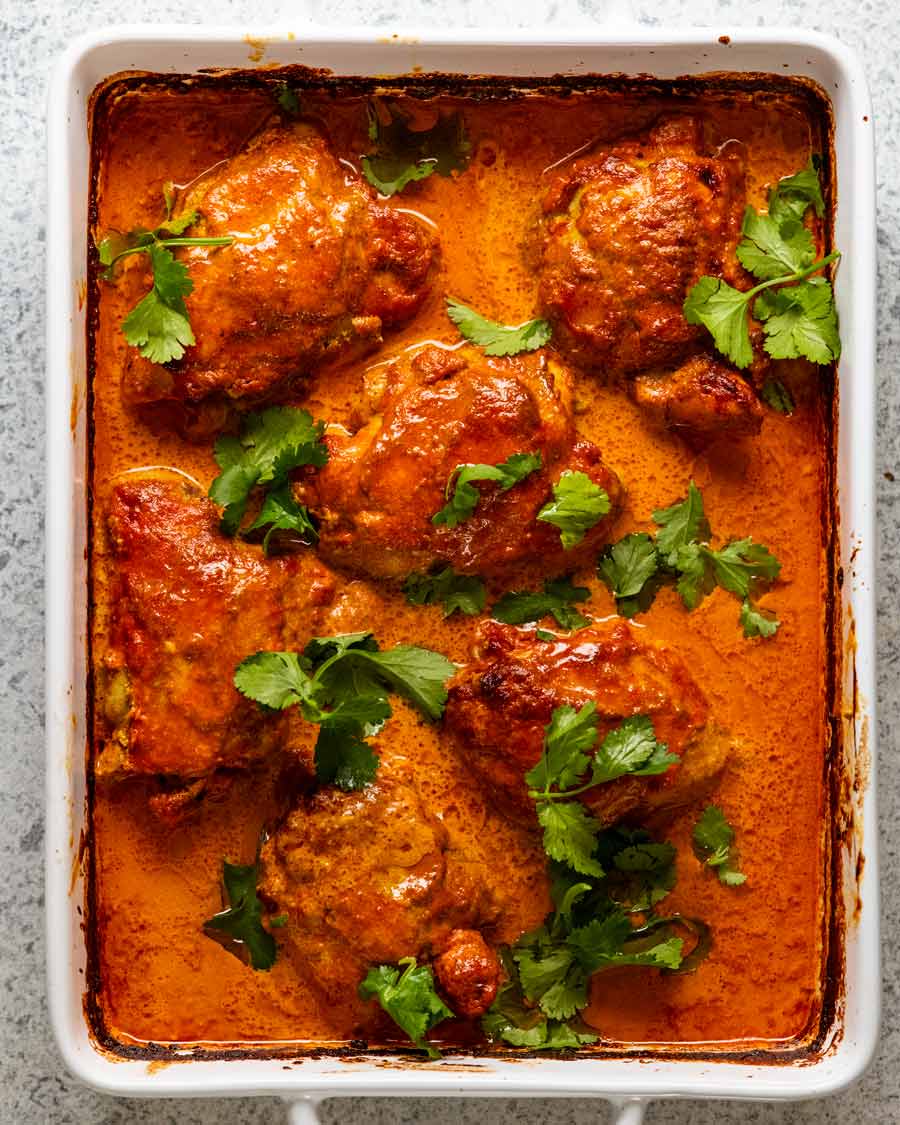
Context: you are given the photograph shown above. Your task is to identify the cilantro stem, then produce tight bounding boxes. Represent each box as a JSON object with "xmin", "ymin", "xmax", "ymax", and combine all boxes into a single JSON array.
[
  {"xmin": 745, "ymin": 249, "xmax": 841, "ymax": 301},
  {"xmin": 104, "ymin": 237, "xmax": 233, "ymax": 270},
  {"xmin": 529, "ymin": 781, "xmax": 599, "ymax": 802}
]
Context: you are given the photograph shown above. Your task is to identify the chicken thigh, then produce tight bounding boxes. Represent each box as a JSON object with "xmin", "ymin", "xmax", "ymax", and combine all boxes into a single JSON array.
[
  {"xmin": 444, "ymin": 620, "xmax": 729, "ymax": 826},
  {"xmin": 259, "ymin": 775, "xmax": 541, "ymax": 1028},
  {"xmin": 537, "ymin": 116, "xmax": 763, "ymax": 437},
  {"xmin": 123, "ymin": 120, "xmax": 437, "ymax": 421},
  {"xmin": 96, "ymin": 474, "xmax": 328, "ymax": 817},
  {"xmin": 302, "ymin": 343, "xmax": 622, "ymax": 580}
]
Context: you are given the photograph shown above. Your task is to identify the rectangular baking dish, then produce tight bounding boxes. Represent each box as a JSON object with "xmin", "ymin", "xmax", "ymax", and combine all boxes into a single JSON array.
[{"xmin": 45, "ymin": 24, "xmax": 878, "ymax": 1124}]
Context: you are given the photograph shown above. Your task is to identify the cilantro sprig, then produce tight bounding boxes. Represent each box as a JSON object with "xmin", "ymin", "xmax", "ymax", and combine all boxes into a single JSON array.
[
  {"xmin": 362, "ymin": 101, "xmax": 470, "ymax": 196},
  {"xmin": 203, "ymin": 859, "xmax": 278, "ymax": 971},
  {"xmin": 98, "ymin": 188, "xmax": 233, "ymax": 364},
  {"xmin": 537, "ymin": 471, "xmax": 611, "ymax": 550},
  {"xmin": 598, "ymin": 481, "xmax": 781, "ymax": 638},
  {"xmin": 403, "ymin": 565, "xmax": 486, "ymax": 617},
  {"xmin": 526, "ymin": 704, "xmax": 677, "ymax": 877},
  {"xmin": 491, "ymin": 577, "xmax": 591, "ymax": 631},
  {"xmin": 208, "ymin": 406, "xmax": 328, "ymax": 552},
  {"xmin": 432, "ymin": 452, "xmax": 542, "ymax": 528},
  {"xmin": 234, "ymin": 633, "xmax": 455, "ymax": 790},
  {"xmin": 483, "ymin": 830, "xmax": 698, "ymax": 1049},
  {"xmin": 446, "ymin": 298, "xmax": 552, "ymax": 357},
  {"xmin": 359, "ymin": 958, "xmax": 454, "ymax": 1058},
  {"xmin": 683, "ymin": 157, "xmax": 840, "ymax": 369},
  {"xmin": 693, "ymin": 805, "xmax": 747, "ymax": 886}
]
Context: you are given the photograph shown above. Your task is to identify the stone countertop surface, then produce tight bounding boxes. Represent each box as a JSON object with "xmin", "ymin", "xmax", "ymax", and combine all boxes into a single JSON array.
[{"xmin": 2, "ymin": 0, "xmax": 895, "ymax": 1122}]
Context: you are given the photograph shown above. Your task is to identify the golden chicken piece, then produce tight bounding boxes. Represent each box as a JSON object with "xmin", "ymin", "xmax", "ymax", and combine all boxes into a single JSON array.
[
  {"xmin": 444, "ymin": 620, "xmax": 729, "ymax": 826},
  {"xmin": 631, "ymin": 355, "xmax": 764, "ymax": 438},
  {"xmin": 537, "ymin": 116, "xmax": 763, "ymax": 437},
  {"xmin": 259, "ymin": 777, "xmax": 507, "ymax": 1027},
  {"xmin": 302, "ymin": 343, "xmax": 623, "ymax": 580},
  {"xmin": 96, "ymin": 474, "xmax": 327, "ymax": 818},
  {"xmin": 124, "ymin": 120, "xmax": 437, "ymax": 422}
]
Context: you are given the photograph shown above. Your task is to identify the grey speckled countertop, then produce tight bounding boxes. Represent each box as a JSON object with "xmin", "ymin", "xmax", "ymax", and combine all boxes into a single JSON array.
[{"xmin": 2, "ymin": 0, "xmax": 896, "ymax": 1122}]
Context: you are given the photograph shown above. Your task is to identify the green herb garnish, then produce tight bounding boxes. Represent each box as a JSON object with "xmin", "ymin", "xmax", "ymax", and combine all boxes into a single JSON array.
[
  {"xmin": 359, "ymin": 958, "xmax": 454, "ymax": 1058},
  {"xmin": 432, "ymin": 452, "xmax": 542, "ymax": 528},
  {"xmin": 203, "ymin": 859, "xmax": 278, "ymax": 971},
  {"xmin": 403, "ymin": 565, "xmax": 486, "ymax": 617},
  {"xmin": 597, "ymin": 481, "xmax": 781, "ymax": 637},
  {"xmin": 362, "ymin": 102, "xmax": 470, "ymax": 196},
  {"xmin": 98, "ymin": 188, "xmax": 233, "ymax": 364},
  {"xmin": 683, "ymin": 157, "xmax": 840, "ymax": 369},
  {"xmin": 537, "ymin": 471, "xmax": 611, "ymax": 550},
  {"xmin": 445, "ymin": 298, "xmax": 552, "ymax": 357},
  {"xmin": 492, "ymin": 577, "xmax": 591, "ymax": 631},
  {"xmin": 693, "ymin": 805, "xmax": 747, "ymax": 886},
  {"xmin": 208, "ymin": 406, "xmax": 328, "ymax": 551},
  {"xmin": 234, "ymin": 633, "xmax": 455, "ymax": 790}
]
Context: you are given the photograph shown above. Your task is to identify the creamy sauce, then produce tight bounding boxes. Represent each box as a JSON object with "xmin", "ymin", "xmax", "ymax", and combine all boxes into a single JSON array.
[{"xmin": 90, "ymin": 79, "xmax": 832, "ymax": 1053}]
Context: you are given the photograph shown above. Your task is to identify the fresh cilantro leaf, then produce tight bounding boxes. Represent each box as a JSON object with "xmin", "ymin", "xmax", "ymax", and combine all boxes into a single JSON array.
[
  {"xmin": 601, "ymin": 831, "xmax": 678, "ymax": 913},
  {"xmin": 537, "ymin": 471, "xmax": 611, "ymax": 550},
  {"xmin": 403, "ymin": 566, "xmax": 486, "ymax": 617},
  {"xmin": 673, "ymin": 541, "xmax": 713, "ymax": 610},
  {"xmin": 537, "ymin": 801, "xmax": 604, "ymax": 878},
  {"xmin": 327, "ymin": 644, "xmax": 456, "ymax": 721},
  {"xmin": 491, "ymin": 577, "xmax": 591, "ymax": 630},
  {"xmin": 481, "ymin": 979, "xmax": 597, "ymax": 1049},
  {"xmin": 247, "ymin": 481, "xmax": 318, "ymax": 552},
  {"xmin": 234, "ymin": 634, "xmax": 455, "ymax": 790},
  {"xmin": 100, "ymin": 190, "xmax": 232, "ymax": 362},
  {"xmin": 740, "ymin": 598, "xmax": 780, "ymax": 639},
  {"xmin": 693, "ymin": 805, "xmax": 747, "ymax": 886},
  {"xmin": 704, "ymin": 538, "xmax": 781, "ymax": 598},
  {"xmin": 684, "ymin": 158, "xmax": 838, "ymax": 368},
  {"xmin": 203, "ymin": 859, "xmax": 277, "ymax": 971},
  {"xmin": 362, "ymin": 102, "xmax": 470, "ymax": 196},
  {"xmin": 754, "ymin": 278, "xmax": 841, "ymax": 364},
  {"xmin": 683, "ymin": 277, "xmax": 753, "ymax": 369},
  {"xmin": 314, "ymin": 715, "xmax": 384, "ymax": 790},
  {"xmin": 653, "ymin": 482, "xmax": 709, "ymax": 564},
  {"xmin": 432, "ymin": 452, "xmax": 542, "ymax": 527},
  {"xmin": 760, "ymin": 376, "xmax": 795, "ymax": 414},
  {"xmin": 274, "ymin": 81, "xmax": 301, "ymax": 114},
  {"xmin": 597, "ymin": 532, "xmax": 660, "ymax": 611},
  {"xmin": 768, "ymin": 156, "xmax": 825, "ymax": 223},
  {"xmin": 359, "ymin": 958, "xmax": 454, "ymax": 1058},
  {"xmin": 526, "ymin": 702, "xmax": 599, "ymax": 792},
  {"xmin": 233, "ymin": 651, "xmax": 311, "ymax": 710},
  {"xmin": 208, "ymin": 406, "xmax": 328, "ymax": 544},
  {"xmin": 445, "ymin": 298, "xmax": 553, "ymax": 357},
  {"xmin": 590, "ymin": 715, "xmax": 678, "ymax": 784},
  {"xmin": 122, "ymin": 283, "xmax": 195, "ymax": 365},
  {"xmin": 736, "ymin": 207, "xmax": 815, "ymax": 280}
]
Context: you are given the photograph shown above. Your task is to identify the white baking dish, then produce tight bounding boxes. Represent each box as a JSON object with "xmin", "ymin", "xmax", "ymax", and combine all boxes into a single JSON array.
[{"xmin": 44, "ymin": 25, "xmax": 878, "ymax": 1124}]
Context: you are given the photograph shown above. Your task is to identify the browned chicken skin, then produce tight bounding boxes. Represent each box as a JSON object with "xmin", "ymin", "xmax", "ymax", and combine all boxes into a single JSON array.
[
  {"xmin": 96, "ymin": 474, "xmax": 331, "ymax": 816},
  {"xmin": 259, "ymin": 777, "xmax": 507, "ymax": 1027},
  {"xmin": 124, "ymin": 120, "xmax": 436, "ymax": 420},
  {"xmin": 445, "ymin": 620, "xmax": 729, "ymax": 826},
  {"xmin": 538, "ymin": 116, "xmax": 763, "ymax": 437},
  {"xmin": 302, "ymin": 343, "xmax": 622, "ymax": 580}
]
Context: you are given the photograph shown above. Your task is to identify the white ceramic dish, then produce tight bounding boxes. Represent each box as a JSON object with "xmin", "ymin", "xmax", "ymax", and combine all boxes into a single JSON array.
[{"xmin": 45, "ymin": 25, "xmax": 878, "ymax": 1125}]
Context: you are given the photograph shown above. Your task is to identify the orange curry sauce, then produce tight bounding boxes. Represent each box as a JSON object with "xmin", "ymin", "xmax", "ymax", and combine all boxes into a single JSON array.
[{"xmin": 88, "ymin": 76, "xmax": 834, "ymax": 1054}]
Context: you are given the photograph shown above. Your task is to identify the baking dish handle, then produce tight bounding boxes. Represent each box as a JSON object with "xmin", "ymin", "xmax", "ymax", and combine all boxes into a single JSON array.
[{"xmin": 283, "ymin": 1096, "xmax": 648, "ymax": 1123}]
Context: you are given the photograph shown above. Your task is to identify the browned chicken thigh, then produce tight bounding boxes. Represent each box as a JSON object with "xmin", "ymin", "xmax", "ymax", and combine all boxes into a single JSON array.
[
  {"xmin": 259, "ymin": 774, "xmax": 546, "ymax": 1028},
  {"xmin": 124, "ymin": 120, "xmax": 436, "ymax": 422},
  {"xmin": 537, "ymin": 116, "xmax": 763, "ymax": 437},
  {"xmin": 445, "ymin": 620, "xmax": 729, "ymax": 826},
  {"xmin": 96, "ymin": 474, "xmax": 328, "ymax": 818},
  {"xmin": 302, "ymin": 343, "xmax": 622, "ymax": 580}
]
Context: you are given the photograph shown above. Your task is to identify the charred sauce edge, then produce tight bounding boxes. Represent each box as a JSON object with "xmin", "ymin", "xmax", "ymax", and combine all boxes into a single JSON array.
[{"xmin": 82, "ymin": 65, "xmax": 845, "ymax": 1066}]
